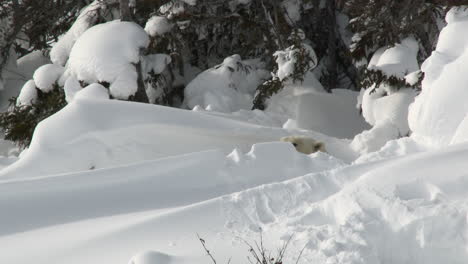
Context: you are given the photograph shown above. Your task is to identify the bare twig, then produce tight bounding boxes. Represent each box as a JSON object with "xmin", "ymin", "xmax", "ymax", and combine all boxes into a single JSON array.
[
  {"xmin": 197, "ymin": 233, "xmax": 217, "ymax": 264},
  {"xmin": 294, "ymin": 244, "xmax": 307, "ymax": 264}
]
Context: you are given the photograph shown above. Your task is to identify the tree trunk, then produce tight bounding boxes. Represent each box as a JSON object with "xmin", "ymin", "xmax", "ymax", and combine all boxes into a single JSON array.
[
  {"xmin": 133, "ymin": 62, "xmax": 149, "ymax": 103},
  {"xmin": 326, "ymin": 0, "xmax": 338, "ymax": 92}
]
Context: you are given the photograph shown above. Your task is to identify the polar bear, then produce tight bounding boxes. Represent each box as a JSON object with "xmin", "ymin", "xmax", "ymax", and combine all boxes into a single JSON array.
[{"xmin": 280, "ymin": 136, "xmax": 326, "ymax": 154}]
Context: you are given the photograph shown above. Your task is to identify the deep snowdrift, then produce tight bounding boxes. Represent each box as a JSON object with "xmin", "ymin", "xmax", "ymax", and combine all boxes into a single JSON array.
[
  {"xmin": 1, "ymin": 140, "xmax": 467, "ymax": 264},
  {"xmin": 409, "ymin": 7, "xmax": 468, "ymax": 147},
  {"xmin": 0, "ymin": 97, "xmax": 354, "ymax": 179}
]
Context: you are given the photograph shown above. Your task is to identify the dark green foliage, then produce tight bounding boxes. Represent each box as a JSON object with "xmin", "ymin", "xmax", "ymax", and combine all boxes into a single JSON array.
[
  {"xmin": 345, "ymin": 0, "xmax": 453, "ymax": 93},
  {"xmin": 145, "ymin": 70, "xmax": 183, "ymax": 106},
  {"xmin": 346, "ymin": 0, "xmax": 444, "ymax": 62},
  {"xmin": 252, "ymin": 30, "xmax": 317, "ymax": 110},
  {"xmin": 144, "ymin": 0, "xmax": 293, "ymax": 70},
  {"xmin": 287, "ymin": 32, "xmax": 318, "ymax": 84},
  {"xmin": 361, "ymin": 70, "xmax": 410, "ymax": 91},
  {"xmin": 0, "ymin": 0, "xmax": 90, "ymax": 56},
  {"xmin": 252, "ymin": 78, "xmax": 283, "ymax": 110},
  {"xmin": 0, "ymin": 85, "xmax": 66, "ymax": 148}
]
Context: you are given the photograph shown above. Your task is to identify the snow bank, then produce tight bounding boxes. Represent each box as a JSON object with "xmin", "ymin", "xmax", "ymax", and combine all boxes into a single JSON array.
[
  {"xmin": 296, "ymin": 90, "xmax": 370, "ymax": 139},
  {"xmin": 74, "ymin": 83, "xmax": 109, "ymax": 101},
  {"xmin": 353, "ymin": 137, "xmax": 426, "ymax": 164},
  {"xmin": 0, "ymin": 97, "xmax": 352, "ymax": 179},
  {"xmin": 3, "ymin": 141, "xmax": 468, "ymax": 264},
  {"xmin": 351, "ymin": 122, "xmax": 400, "ymax": 154},
  {"xmin": 409, "ymin": 7, "xmax": 468, "ymax": 146},
  {"xmin": 66, "ymin": 20, "xmax": 149, "ymax": 100},
  {"xmin": 361, "ymin": 87, "xmax": 417, "ymax": 135},
  {"xmin": 0, "ymin": 141, "xmax": 343, "ymax": 235},
  {"xmin": 184, "ymin": 55, "xmax": 269, "ymax": 112},
  {"xmin": 222, "ymin": 142, "xmax": 468, "ymax": 264}
]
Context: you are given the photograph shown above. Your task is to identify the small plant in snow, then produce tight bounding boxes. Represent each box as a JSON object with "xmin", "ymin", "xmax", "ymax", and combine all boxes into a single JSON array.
[{"xmin": 197, "ymin": 232, "xmax": 305, "ymax": 264}]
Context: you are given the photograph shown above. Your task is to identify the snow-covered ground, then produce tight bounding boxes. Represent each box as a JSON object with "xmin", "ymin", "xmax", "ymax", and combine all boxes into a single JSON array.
[
  {"xmin": 0, "ymin": 90, "xmax": 467, "ymax": 264},
  {"xmin": 2, "ymin": 6, "xmax": 468, "ymax": 264}
]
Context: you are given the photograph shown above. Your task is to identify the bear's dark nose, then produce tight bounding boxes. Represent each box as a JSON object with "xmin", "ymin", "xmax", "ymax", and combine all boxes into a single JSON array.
[{"xmin": 292, "ymin": 143, "xmax": 298, "ymax": 147}]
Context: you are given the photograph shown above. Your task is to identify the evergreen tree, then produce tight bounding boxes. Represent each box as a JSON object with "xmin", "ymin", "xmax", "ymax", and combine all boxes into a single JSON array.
[{"xmin": 346, "ymin": 0, "xmax": 447, "ymax": 89}]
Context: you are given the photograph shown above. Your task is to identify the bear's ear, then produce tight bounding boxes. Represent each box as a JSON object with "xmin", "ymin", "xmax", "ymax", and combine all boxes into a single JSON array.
[{"xmin": 314, "ymin": 142, "xmax": 324, "ymax": 151}]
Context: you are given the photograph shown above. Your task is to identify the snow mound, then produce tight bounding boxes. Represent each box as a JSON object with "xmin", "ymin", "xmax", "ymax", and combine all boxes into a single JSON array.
[
  {"xmin": 296, "ymin": 90, "xmax": 370, "ymax": 139},
  {"xmin": 74, "ymin": 83, "xmax": 109, "ymax": 101},
  {"xmin": 184, "ymin": 55, "xmax": 269, "ymax": 112},
  {"xmin": 32, "ymin": 64, "xmax": 64, "ymax": 92},
  {"xmin": 129, "ymin": 251, "xmax": 172, "ymax": 264},
  {"xmin": 361, "ymin": 87, "xmax": 416, "ymax": 135},
  {"xmin": 353, "ymin": 137, "xmax": 426, "ymax": 164},
  {"xmin": 409, "ymin": 7, "xmax": 468, "ymax": 146},
  {"xmin": 66, "ymin": 20, "xmax": 149, "ymax": 100},
  {"xmin": 0, "ymin": 97, "xmax": 351, "ymax": 179},
  {"xmin": 351, "ymin": 122, "xmax": 400, "ymax": 154}
]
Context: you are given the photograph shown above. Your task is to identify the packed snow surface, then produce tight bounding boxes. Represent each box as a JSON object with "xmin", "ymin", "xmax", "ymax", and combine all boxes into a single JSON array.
[{"xmin": 1, "ymin": 90, "xmax": 468, "ymax": 264}]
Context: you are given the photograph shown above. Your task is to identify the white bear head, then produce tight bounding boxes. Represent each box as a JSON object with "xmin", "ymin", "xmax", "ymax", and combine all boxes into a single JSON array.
[{"xmin": 280, "ymin": 136, "xmax": 326, "ymax": 154}]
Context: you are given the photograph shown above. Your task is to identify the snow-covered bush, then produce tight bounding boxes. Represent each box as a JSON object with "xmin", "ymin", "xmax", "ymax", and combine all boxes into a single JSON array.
[
  {"xmin": 252, "ymin": 30, "xmax": 319, "ymax": 110},
  {"xmin": 409, "ymin": 6, "xmax": 468, "ymax": 147},
  {"xmin": 352, "ymin": 37, "xmax": 420, "ymax": 154},
  {"xmin": 50, "ymin": 0, "xmax": 115, "ymax": 66},
  {"xmin": 142, "ymin": 54, "xmax": 175, "ymax": 105},
  {"xmin": 0, "ymin": 83, "xmax": 66, "ymax": 148},
  {"xmin": 184, "ymin": 55, "xmax": 269, "ymax": 112},
  {"xmin": 65, "ymin": 20, "xmax": 149, "ymax": 101}
]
